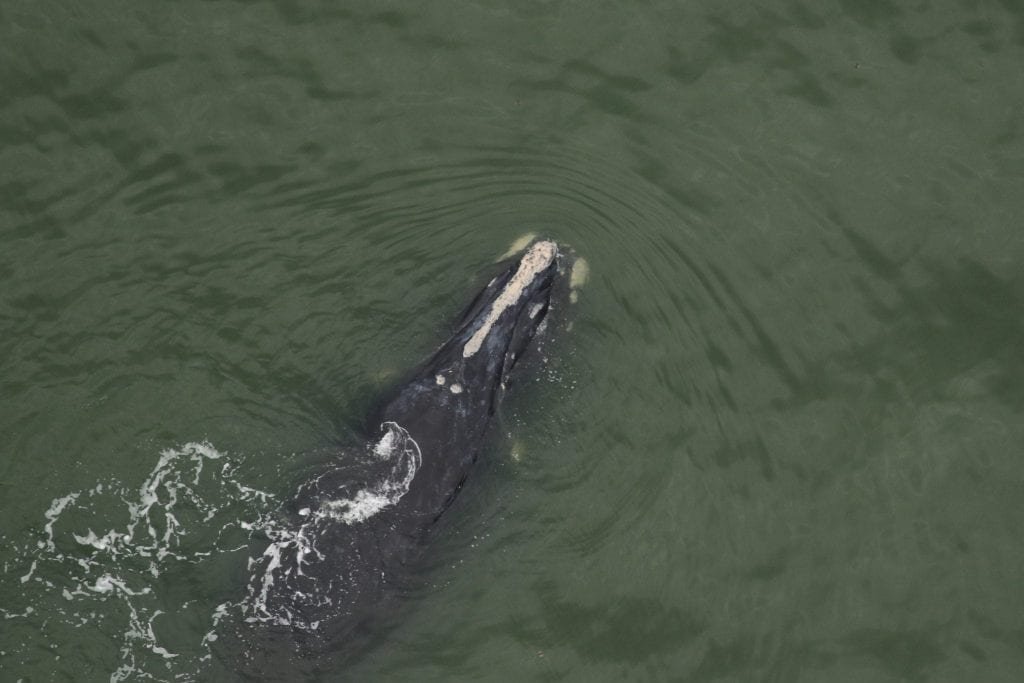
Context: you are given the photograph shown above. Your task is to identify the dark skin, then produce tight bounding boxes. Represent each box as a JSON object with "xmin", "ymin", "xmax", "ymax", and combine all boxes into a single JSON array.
[{"xmin": 231, "ymin": 242, "xmax": 571, "ymax": 677}]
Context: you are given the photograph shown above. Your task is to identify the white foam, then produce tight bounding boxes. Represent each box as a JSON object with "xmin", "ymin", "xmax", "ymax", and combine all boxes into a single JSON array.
[
  {"xmin": 41, "ymin": 493, "xmax": 80, "ymax": 551},
  {"xmin": 89, "ymin": 574, "xmax": 150, "ymax": 596},
  {"xmin": 73, "ymin": 529, "xmax": 124, "ymax": 551},
  {"xmin": 243, "ymin": 422, "xmax": 422, "ymax": 627},
  {"xmin": 373, "ymin": 426, "xmax": 397, "ymax": 458},
  {"xmin": 321, "ymin": 422, "xmax": 421, "ymax": 524},
  {"xmin": 463, "ymin": 240, "xmax": 556, "ymax": 358},
  {"xmin": 10, "ymin": 440, "xmax": 273, "ymax": 681},
  {"xmin": 199, "ymin": 602, "xmax": 230, "ymax": 650},
  {"xmin": 322, "ymin": 490, "xmax": 393, "ymax": 525},
  {"xmin": 19, "ymin": 560, "xmax": 37, "ymax": 584}
]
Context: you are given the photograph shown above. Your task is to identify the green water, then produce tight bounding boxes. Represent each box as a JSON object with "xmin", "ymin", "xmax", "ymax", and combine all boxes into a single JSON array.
[{"xmin": 3, "ymin": 0, "xmax": 1024, "ymax": 680}]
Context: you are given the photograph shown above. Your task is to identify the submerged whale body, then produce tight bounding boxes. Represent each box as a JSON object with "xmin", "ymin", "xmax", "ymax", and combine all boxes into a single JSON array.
[{"xmin": 238, "ymin": 240, "xmax": 572, "ymax": 666}]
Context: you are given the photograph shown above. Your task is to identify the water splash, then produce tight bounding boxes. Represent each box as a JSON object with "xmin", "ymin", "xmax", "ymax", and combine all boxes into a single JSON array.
[
  {"xmin": 242, "ymin": 422, "xmax": 421, "ymax": 629},
  {"xmin": 323, "ymin": 421, "xmax": 422, "ymax": 525},
  {"xmin": 1, "ymin": 442, "xmax": 276, "ymax": 682},
  {"xmin": 0, "ymin": 422, "xmax": 426, "ymax": 680}
]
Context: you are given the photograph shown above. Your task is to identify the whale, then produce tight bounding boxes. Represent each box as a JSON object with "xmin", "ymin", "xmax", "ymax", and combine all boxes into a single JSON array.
[{"xmin": 236, "ymin": 239, "xmax": 573, "ymax": 668}]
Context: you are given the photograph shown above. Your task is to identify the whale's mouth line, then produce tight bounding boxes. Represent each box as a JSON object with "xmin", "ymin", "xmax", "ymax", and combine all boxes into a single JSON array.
[{"xmin": 461, "ymin": 240, "xmax": 557, "ymax": 358}]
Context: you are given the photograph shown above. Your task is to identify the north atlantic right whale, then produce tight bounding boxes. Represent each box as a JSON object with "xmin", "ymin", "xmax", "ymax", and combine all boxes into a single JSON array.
[{"xmin": 237, "ymin": 239, "xmax": 574, "ymax": 668}]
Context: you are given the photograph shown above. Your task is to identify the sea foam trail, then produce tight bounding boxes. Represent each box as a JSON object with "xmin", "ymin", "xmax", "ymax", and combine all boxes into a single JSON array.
[{"xmin": 0, "ymin": 442, "xmax": 278, "ymax": 682}]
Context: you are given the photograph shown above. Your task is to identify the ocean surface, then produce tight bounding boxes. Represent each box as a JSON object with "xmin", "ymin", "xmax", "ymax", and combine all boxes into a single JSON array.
[{"xmin": 2, "ymin": 1, "xmax": 1023, "ymax": 681}]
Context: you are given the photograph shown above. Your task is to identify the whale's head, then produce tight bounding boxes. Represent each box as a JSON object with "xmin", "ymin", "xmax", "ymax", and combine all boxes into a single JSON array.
[
  {"xmin": 396, "ymin": 239, "xmax": 570, "ymax": 424},
  {"xmin": 371, "ymin": 238, "xmax": 571, "ymax": 516}
]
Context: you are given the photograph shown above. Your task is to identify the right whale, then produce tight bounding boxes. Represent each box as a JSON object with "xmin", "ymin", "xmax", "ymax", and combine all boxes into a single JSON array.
[{"xmin": 239, "ymin": 239, "xmax": 575, "ymax": 666}]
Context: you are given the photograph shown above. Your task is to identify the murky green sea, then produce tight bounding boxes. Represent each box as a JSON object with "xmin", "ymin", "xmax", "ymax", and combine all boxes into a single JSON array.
[{"xmin": 3, "ymin": 1, "xmax": 1024, "ymax": 680}]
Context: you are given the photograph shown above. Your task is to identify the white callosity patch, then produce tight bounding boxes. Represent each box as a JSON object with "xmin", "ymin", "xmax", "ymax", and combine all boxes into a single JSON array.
[
  {"xmin": 463, "ymin": 240, "xmax": 557, "ymax": 358},
  {"xmin": 243, "ymin": 422, "xmax": 421, "ymax": 628},
  {"xmin": 450, "ymin": 383, "xmax": 463, "ymax": 394},
  {"xmin": 435, "ymin": 374, "xmax": 446, "ymax": 386}
]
